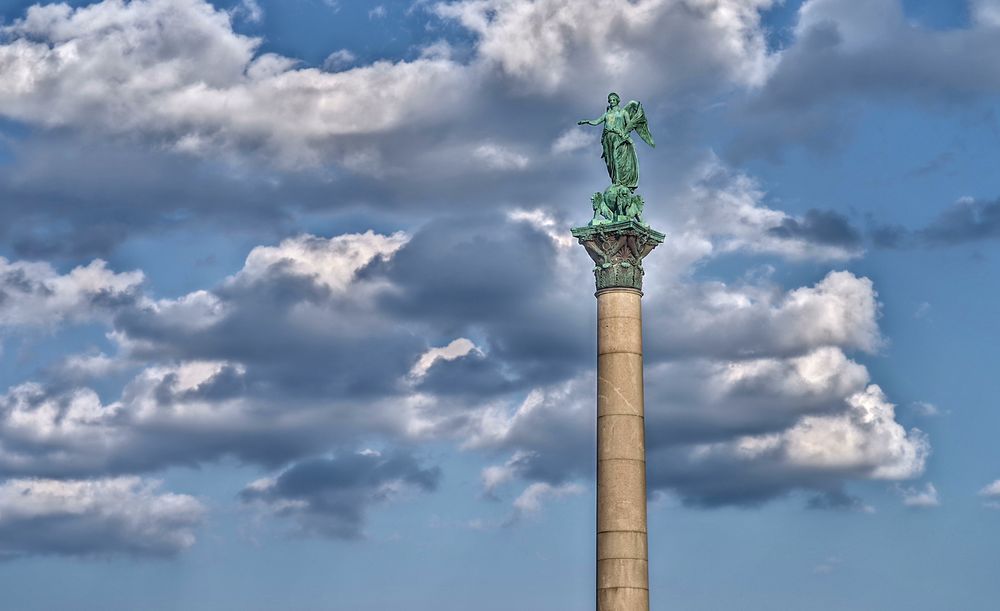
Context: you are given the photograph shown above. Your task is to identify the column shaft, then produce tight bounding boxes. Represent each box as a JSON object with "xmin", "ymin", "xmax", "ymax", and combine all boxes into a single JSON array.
[{"xmin": 596, "ymin": 288, "xmax": 649, "ymax": 611}]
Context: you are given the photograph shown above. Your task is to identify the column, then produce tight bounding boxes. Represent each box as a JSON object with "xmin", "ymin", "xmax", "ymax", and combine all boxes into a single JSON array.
[
  {"xmin": 597, "ymin": 287, "xmax": 648, "ymax": 611},
  {"xmin": 571, "ymin": 219, "xmax": 664, "ymax": 611}
]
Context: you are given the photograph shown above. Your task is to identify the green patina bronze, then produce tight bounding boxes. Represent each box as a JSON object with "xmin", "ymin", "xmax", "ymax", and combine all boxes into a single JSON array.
[
  {"xmin": 577, "ymin": 92, "xmax": 654, "ymax": 226},
  {"xmin": 573, "ymin": 93, "xmax": 664, "ymax": 291},
  {"xmin": 572, "ymin": 220, "xmax": 665, "ymax": 292}
]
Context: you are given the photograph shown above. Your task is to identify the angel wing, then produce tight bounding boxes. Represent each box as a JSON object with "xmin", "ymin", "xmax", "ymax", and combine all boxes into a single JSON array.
[{"xmin": 624, "ymin": 100, "xmax": 654, "ymax": 148}]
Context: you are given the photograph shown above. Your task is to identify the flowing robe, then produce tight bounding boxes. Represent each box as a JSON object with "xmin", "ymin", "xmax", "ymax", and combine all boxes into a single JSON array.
[{"xmin": 601, "ymin": 107, "xmax": 639, "ymax": 190}]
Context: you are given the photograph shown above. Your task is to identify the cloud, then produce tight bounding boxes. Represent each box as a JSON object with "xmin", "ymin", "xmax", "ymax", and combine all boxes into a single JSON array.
[
  {"xmin": 0, "ymin": 0, "xmax": 841, "ymax": 262},
  {"xmin": 472, "ymin": 142, "xmax": 530, "ymax": 171},
  {"xmin": 508, "ymin": 481, "xmax": 584, "ymax": 521},
  {"xmin": 0, "ymin": 0, "xmax": 468, "ymax": 167},
  {"xmin": 0, "ymin": 257, "xmax": 143, "ymax": 329},
  {"xmin": 979, "ymin": 479, "xmax": 1000, "ymax": 508},
  {"xmin": 0, "ymin": 0, "xmax": 782, "ymax": 175},
  {"xmin": 918, "ymin": 197, "xmax": 1000, "ymax": 246},
  {"xmin": 646, "ymin": 271, "xmax": 883, "ymax": 361},
  {"xmin": 731, "ymin": 0, "xmax": 1000, "ymax": 158},
  {"xmin": 235, "ymin": 231, "xmax": 408, "ymax": 292},
  {"xmin": 551, "ymin": 127, "xmax": 597, "ymax": 155},
  {"xmin": 480, "ymin": 450, "xmax": 535, "ymax": 498},
  {"xmin": 0, "ymin": 228, "xmax": 485, "ymax": 476},
  {"xmin": 869, "ymin": 197, "xmax": 1000, "ymax": 250},
  {"xmin": 240, "ymin": 451, "xmax": 440, "ymax": 539},
  {"xmin": 910, "ymin": 401, "xmax": 941, "ymax": 417},
  {"xmin": 0, "ymin": 477, "xmax": 204, "ymax": 558},
  {"xmin": 972, "ymin": 0, "xmax": 1000, "ymax": 26},
  {"xmin": 467, "ymin": 352, "xmax": 927, "ymax": 508},
  {"xmin": 0, "ymin": 215, "xmax": 921, "ymax": 510},
  {"xmin": 897, "ymin": 482, "xmax": 940, "ymax": 508},
  {"xmin": 434, "ymin": 0, "xmax": 776, "ymax": 95},
  {"xmin": 767, "ymin": 209, "xmax": 863, "ymax": 249},
  {"xmin": 658, "ymin": 161, "xmax": 865, "ymax": 264},
  {"xmin": 813, "ymin": 556, "xmax": 843, "ymax": 575},
  {"xmin": 409, "ymin": 338, "xmax": 483, "ymax": 379},
  {"xmin": 642, "ymin": 384, "xmax": 928, "ymax": 507},
  {"xmin": 232, "ymin": 0, "xmax": 263, "ymax": 23},
  {"xmin": 322, "ymin": 49, "xmax": 357, "ymax": 72}
]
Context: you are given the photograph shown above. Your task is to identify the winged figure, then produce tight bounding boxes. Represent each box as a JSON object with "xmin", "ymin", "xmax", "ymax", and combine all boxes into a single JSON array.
[{"xmin": 578, "ymin": 92, "xmax": 654, "ymax": 191}]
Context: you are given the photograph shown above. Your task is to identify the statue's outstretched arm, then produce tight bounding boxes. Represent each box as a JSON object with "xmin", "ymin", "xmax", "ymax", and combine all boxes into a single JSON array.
[{"xmin": 577, "ymin": 113, "xmax": 605, "ymax": 127}]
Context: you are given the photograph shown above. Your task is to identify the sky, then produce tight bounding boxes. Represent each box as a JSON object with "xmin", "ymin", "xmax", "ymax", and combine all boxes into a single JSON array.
[{"xmin": 0, "ymin": 0, "xmax": 998, "ymax": 609}]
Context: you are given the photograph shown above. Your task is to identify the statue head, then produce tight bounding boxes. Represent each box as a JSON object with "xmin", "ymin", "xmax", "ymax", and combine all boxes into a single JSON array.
[{"xmin": 607, "ymin": 92, "xmax": 620, "ymax": 108}]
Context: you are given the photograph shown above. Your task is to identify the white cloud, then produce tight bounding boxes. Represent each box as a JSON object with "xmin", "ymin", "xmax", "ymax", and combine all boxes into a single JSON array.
[
  {"xmin": 463, "ymin": 355, "xmax": 928, "ymax": 507},
  {"xmin": 664, "ymin": 160, "xmax": 864, "ymax": 262},
  {"xmin": 910, "ymin": 401, "xmax": 941, "ymax": 417},
  {"xmin": 0, "ymin": 382, "xmax": 125, "ymax": 475},
  {"xmin": 972, "ymin": 0, "xmax": 1000, "ymax": 26},
  {"xmin": 236, "ymin": 231, "xmax": 408, "ymax": 292},
  {"xmin": 551, "ymin": 127, "xmax": 597, "ymax": 154},
  {"xmin": 323, "ymin": 49, "xmax": 357, "ymax": 72},
  {"xmin": 473, "ymin": 142, "xmax": 530, "ymax": 171},
  {"xmin": 434, "ymin": 0, "xmax": 776, "ymax": 94},
  {"xmin": 813, "ymin": 556, "xmax": 842, "ymax": 575},
  {"xmin": 0, "ymin": 258, "xmax": 143, "ymax": 329},
  {"xmin": 650, "ymin": 271, "xmax": 883, "ymax": 360},
  {"xmin": 480, "ymin": 450, "xmax": 534, "ymax": 496},
  {"xmin": 0, "ymin": 477, "xmax": 204, "ymax": 557},
  {"xmin": 410, "ymin": 338, "xmax": 483, "ymax": 379},
  {"xmin": 511, "ymin": 481, "xmax": 585, "ymax": 515},
  {"xmin": 507, "ymin": 208, "xmax": 575, "ymax": 249},
  {"xmin": 233, "ymin": 0, "xmax": 263, "ymax": 23},
  {"xmin": 979, "ymin": 479, "xmax": 1000, "ymax": 499},
  {"xmin": 56, "ymin": 352, "xmax": 129, "ymax": 380},
  {"xmin": 897, "ymin": 482, "xmax": 940, "ymax": 508},
  {"xmin": 0, "ymin": 0, "xmax": 787, "ymax": 171},
  {"xmin": 0, "ymin": 0, "xmax": 468, "ymax": 166},
  {"xmin": 779, "ymin": 385, "xmax": 928, "ymax": 480}
]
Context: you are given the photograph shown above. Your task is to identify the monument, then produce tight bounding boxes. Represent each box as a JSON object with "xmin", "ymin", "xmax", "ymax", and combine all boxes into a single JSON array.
[{"xmin": 573, "ymin": 93, "xmax": 664, "ymax": 611}]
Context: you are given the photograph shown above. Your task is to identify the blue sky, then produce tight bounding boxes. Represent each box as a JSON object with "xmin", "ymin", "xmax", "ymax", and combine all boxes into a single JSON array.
[{"xmin": 0, "ymin": 0, "xmax": 998, "ymax": 609}]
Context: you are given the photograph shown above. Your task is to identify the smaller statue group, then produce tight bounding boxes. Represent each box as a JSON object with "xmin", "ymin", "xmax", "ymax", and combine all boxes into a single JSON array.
[{"xmin": 578, "ymin": 92, "xmax": 655, "ymax": 226}]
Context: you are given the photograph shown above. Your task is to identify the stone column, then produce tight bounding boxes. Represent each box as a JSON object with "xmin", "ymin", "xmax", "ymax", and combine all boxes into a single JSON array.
[{"xmin": 572, "ymin": 220, "xmax": 664, "ymax": 611}]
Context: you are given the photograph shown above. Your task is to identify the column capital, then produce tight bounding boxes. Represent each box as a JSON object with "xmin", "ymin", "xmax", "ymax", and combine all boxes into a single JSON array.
[{"xmin": 571, "ymin": 220, "xmax": 665, "ymax": 292}]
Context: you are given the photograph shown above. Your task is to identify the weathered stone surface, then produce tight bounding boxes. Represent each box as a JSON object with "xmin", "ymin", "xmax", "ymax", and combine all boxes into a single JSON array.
[
  {"xmin": 597, "ymin": 457, "xmax": 648, "ymax": 533},
  {"xmin": 597, "ymin": 353, "xmax": 644, "ymax": 417},
  {"xmin": 597, "ymin": 587, "xmax": 650, "ymax": 611},
  {"xmin": 597, "ymin": 530, "xmax": 648, "ymax": 561},
  {"xmin": 593, "ymin": 287, "xmax": 650, "ymax": 611},
  {"xmin": 598, "ymin": 558, "xmax": 649, "ymax": 589},
  {"xmin": 598, "ymin": 415, "xmax": 646, "ymax": 461}
]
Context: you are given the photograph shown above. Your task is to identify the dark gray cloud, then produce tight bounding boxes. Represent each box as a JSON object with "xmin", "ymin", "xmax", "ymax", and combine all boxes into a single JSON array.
[
  {"xmin": 240, "ymin": 451, "xmax": 440, "ymax": 539},
  {"xmin": 0, "ymin": 134, "xmax": 301, "ymax": 259},
  {"xmin": 869, "ymin": 198, "xmax": 1000, "ymax": 249},
  {"xmin": 767, "ymin": 209, "xmax": 862, "ymax": 248},
  {"xmin": 918, "ymin": 197, "xmax": 1000, "ymax": 245},
  {"xmin": 728, "ymin": 0, "xmax": 1000, "ymax": 159}
]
